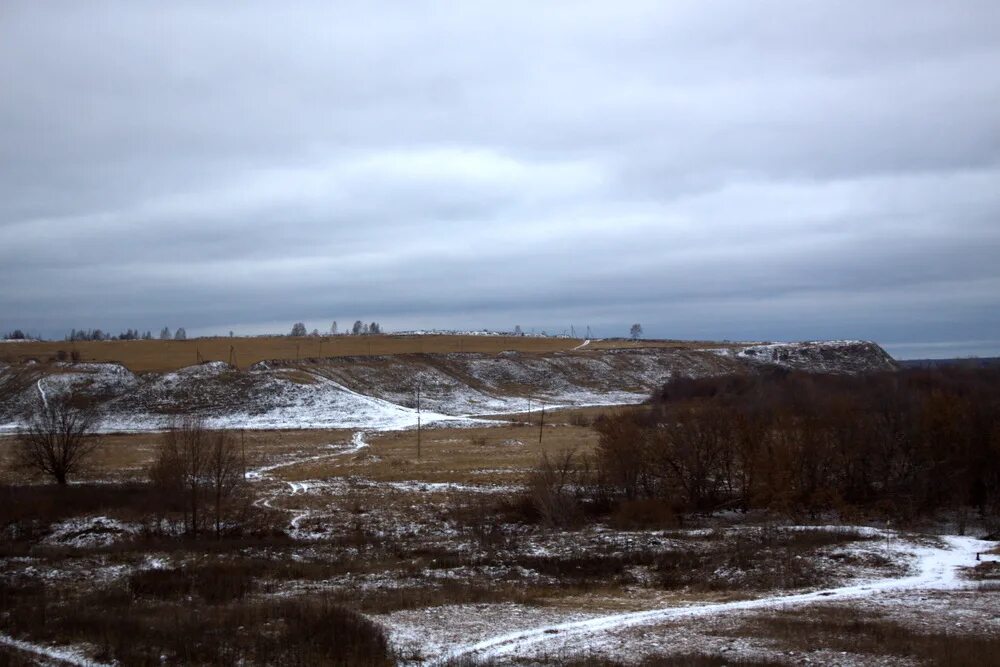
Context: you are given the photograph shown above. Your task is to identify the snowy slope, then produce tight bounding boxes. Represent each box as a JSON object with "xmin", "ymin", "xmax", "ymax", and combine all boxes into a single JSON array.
[{"xmin": 0, "ymin": 342, "xmax": 897, "ymax": 433}]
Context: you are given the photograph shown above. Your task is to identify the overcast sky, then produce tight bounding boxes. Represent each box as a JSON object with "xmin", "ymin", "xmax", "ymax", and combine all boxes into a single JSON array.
[{"xmin": 2, "ymin": 1, "xmax": 999, "ymax": 358}]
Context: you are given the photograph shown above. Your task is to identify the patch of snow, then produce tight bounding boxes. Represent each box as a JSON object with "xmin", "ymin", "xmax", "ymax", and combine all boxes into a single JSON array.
[
  {"xmin": 0, "ymin": 634, "xmax": 108, "ymax": 667},
  {"xmin": 425, "ymin": 533, "xmax": 995, "ymax": 665},
  {"xmin": 42, "ymin": 516, "xmax": 140, "ymax": 549}
]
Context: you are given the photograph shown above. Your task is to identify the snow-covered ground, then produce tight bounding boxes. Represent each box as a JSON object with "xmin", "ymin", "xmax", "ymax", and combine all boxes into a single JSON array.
[{"xmin": 387, "ymin": 533, "xmax": 998, "ymax": 665}]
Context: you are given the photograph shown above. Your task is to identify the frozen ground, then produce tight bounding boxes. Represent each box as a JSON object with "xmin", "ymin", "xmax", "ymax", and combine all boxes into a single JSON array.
[
  {"xmin": 1, "ymin": 427, "xmax": 996, "ymax": 666},
  {"xmin": 387, "ymin": 534, "xmax": 998, "ymax": 665}
]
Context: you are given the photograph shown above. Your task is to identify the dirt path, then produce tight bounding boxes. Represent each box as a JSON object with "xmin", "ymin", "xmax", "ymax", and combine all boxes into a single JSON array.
[{"xmin": 430, "ymin": 534, "xmax": 997, "ymax": 664}]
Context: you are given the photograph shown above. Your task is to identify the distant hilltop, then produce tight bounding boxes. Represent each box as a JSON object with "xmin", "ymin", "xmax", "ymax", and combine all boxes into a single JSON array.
[{"xmin": 0, "ymin": 340, "xmax": 897, "ymax": 433}]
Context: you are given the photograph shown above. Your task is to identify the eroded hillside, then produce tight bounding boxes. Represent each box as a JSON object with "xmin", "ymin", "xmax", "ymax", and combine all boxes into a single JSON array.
[{"xmin": 0, "ymin": 341, "xmax": 896, "ymax": 432}]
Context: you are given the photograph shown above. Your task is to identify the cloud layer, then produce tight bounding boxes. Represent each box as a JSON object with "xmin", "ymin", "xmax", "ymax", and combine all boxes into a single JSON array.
[{"xmin": 2, "ymin": 1, "xmax": 999, "ymax": 357}]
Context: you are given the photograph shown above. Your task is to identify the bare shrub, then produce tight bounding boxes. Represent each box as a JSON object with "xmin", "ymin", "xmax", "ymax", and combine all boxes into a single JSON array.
[
  {"xmin": 129, "ymin": 563, "xmax": 255, "ymax": 603},
  {"xmin": 15, "ymin": 394, "xmax": 101, "ymax": 485},
  {"xmin": 653, "ymin": 527, "xmax": 873, "ymax": 592},
  {"xmin": 610, "ymin": 498, "xmax": 679, "ymax": 529},
  {"xmin": 527, "ymin": 448, "xmax": 586, "ymax": 527}
]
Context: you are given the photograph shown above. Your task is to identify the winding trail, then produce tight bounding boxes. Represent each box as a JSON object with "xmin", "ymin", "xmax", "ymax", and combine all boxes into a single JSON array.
[
  {"xmin": 430, "ymin": 534, "xmax": 998, "ymax": 665},
  {"xmin": 249, "ymin": 431, "xmax": 370, "ymax": 538},
  {"xmin": 0, "ymin": 435, "xmax": 375, "ymax": 667},
  {"xmin": 36, "ymin": 378, "xmax": 48, "ymax": 410}
]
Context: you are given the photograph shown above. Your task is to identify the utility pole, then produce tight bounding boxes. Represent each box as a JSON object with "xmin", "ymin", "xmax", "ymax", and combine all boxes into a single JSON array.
[
  {"xmin": 416, "ymin": 382, "xmax": 422, "ymax": 460},
  {"xmin": 538, "ymin": 402, "xmax": 545, "ymax": 444}
]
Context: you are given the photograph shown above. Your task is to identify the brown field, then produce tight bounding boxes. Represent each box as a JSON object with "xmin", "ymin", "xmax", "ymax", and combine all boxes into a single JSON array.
[
  {"xmin": 0, "ymin": 335, "xmax": 735, "ymax": 373},
  {"xmin": 0, "ymin": 406, "xmax": 629, "ymax": 486}
]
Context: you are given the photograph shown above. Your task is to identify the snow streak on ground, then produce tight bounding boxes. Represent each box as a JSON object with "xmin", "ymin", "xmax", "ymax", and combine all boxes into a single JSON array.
[
  {"xmin": 420, "ymin": 534, "xmax": 998, "ymax": 665},
  {"xmin": 0, "ymin": 633, "xmax": 108, "ymax": 667},
  {"xmin": 249, "ymin": 432, "xmax": 371, "ymax": 539},
  {"xmin": 35, "ymin": 378, "xmax": 48, "ymax": 411}
]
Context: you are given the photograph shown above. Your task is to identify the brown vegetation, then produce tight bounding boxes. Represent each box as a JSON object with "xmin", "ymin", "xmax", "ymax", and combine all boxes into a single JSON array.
[
  {"xmin": 1, "ymin": 334, "xmax": 588, "ymax": 373},
  {"xmin": 1, "ymin": 579, "xmax": 392, "ymax": 666},
  {"xmin": 149, "ymin": 418, "xmax": 252, "ymax": 537},
  {"xmin": 718, "ymin": 605, "xmax": 1000, "ymax": 666},
  {"xmin": 592, "ymin": 367, "xmax": 1000, "ymax": 523}
]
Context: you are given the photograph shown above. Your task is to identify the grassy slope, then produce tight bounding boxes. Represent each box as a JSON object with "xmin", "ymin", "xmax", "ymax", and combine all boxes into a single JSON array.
[{"xmin": 0, "ymin": 336, "xmax": 733, "ymax": 374}]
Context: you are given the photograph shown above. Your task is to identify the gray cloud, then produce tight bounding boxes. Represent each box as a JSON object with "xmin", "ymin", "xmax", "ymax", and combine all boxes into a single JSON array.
[{"xmin": 2, "ymin": 1, "xmax": 999, "ymax": 358}]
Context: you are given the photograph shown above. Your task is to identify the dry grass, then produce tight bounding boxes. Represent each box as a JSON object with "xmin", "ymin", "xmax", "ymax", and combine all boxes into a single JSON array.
[
  {"xmin": 1, "ymin": 335, "xmax": 588, "ymax": 373},
  {"xmin": 719, "ymin": 605, "xmax": 1000, "ymax": 665},
  {"xmin": 1, "ymin": 335, "xmax": 747, "ymax": 373},
  {"xmin": 0, "ymin": 582, "xmax": 393, "ymax": 666},
  {"xmin": 584, "ymin": 339, "xmax": 733, "ymax": 351},
  {"xmin": 0, "ymin": 428, "xmax": 358, "ymax": 484},
  {"xmin": 2, "ymin": 422, "xmax": 595, "ymax": 486},
  {"xmin": 277, "ymin": 422, "xmax": 600, "ymax": 485}
]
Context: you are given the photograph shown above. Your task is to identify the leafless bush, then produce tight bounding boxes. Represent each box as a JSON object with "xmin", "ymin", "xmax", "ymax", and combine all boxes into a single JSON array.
[{"xmin": 527, "ymin": 448, "xmax": 587, "ymax": 527}]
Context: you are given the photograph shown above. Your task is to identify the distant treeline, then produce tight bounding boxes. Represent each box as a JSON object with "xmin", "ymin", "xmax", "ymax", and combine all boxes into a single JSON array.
[
  {"xmin": 65, "ymin": 327, "xmax": 188, "ymax": 341},
  {"xmin": 592, "ymin": 366, "xmax": 1000, "ymax": 522},
  {"xmin": 897, "ymin": 357, "xmax": 1000, "ymax": 369}
]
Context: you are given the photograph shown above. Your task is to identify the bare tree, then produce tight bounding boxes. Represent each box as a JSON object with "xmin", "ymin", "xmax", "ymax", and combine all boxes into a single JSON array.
[
  {"xmin": 290, "ymin": 322, "xmax": 307, "ymax": 336},
  {"xmin": 629, "ymin": 323, "xmax": 643, "ymax": 340},
  {"xmin": 206, "ymin": 430, "xmax": 246, "ymax": 538},
  {"xmin": 174, "ymin": 327, "xmax": 187, "ymax": 340},
  {"xmin": 151, "ymin": 419, "xmax": 249, "ymax": 538},
  {"xmin": 153, "ymin": 417, "xmax": 209, "ymax": 536},
  {"xmin": 159, "ymin": 326, "xmax": 172, "ymax": 340},
  {"xmin": 330, "ymin": 321, "xmax": 338, "ymax": 335},
  {"xmin": 16, "ymin": 395, "xmax": 101, "ymax": 485}
]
